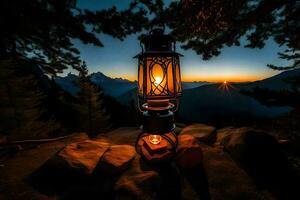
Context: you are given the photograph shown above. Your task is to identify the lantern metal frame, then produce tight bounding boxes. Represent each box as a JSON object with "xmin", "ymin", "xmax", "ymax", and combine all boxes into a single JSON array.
[
  {"xmin": 137, "ymin": 53, "xmax": 182, "ymax": 100},
  {"xmin": 135, "ymin": 28, "xmax": 183, "ymax": 101}
]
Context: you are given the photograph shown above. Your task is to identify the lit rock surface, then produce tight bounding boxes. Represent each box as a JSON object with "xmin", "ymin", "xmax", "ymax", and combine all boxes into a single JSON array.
[
  {"xmin": 175, "ymin": 135, "xmax": 203, "ymax": 168},
  {"xmin": 180, "ymin": 123, "xmax": 217, "ymax": 144},
  {"xmin": 97, "ymin": 144, "xmax": 136, "ymax": 174},
  {"xmin": 57, "ymin": 140, "xmax": 110, "ymax": 174}
]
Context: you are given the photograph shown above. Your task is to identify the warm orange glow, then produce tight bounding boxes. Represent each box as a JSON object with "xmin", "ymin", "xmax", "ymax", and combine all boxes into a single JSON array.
[
  {"xmin": 143, "ymin": 57, "xmax": 179, "ymax": 98},
  {"xmin": 148, "ymin": 135, "xmax": 162, "ymax": 145},
  {"xmin": 224, "ymin": 80, "xmax": 227, "ymax": 84},
  {"xmin": 108, "ymin": 73, "xmax": 273, "ymax": 83},
  {"xmin": 138, "ymin": 62, "xmax": 144, "ymax": 95},
  {"xmin": 181, "ymin": 73, "xmax": 272, "ymax": 83}
]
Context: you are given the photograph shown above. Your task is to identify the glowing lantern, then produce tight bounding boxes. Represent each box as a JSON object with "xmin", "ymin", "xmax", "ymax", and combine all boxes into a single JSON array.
[
  {"xmin": 136, "ymin": 29, "xmax": 182, "ymax": 100},
  {"xmin": 134, "ymin": 29, "xmax": 183, "ymax": 163}
]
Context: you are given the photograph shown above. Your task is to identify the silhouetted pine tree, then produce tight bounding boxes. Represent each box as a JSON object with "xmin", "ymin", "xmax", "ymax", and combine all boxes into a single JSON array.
[
  {"xmin": 75, "ymin": 62, "xmax": 110, "ymax": 136},
  {"xmin": 0, "ymin": 58, "xmax": 59, "ymax": 140},
  {"xmin": 46, "ymin": 77, "xmax": 80, "ymax": 134}
]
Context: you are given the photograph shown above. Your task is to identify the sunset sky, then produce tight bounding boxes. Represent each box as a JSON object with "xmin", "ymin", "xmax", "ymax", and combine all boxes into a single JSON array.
[{"xmin": 74, "ymin": 0, "xmax": 290, "ymax": 83}]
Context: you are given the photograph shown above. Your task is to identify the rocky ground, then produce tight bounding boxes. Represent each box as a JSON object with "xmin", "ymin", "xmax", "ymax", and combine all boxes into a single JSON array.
[{"xmin": 0, "ymin": 124, "xmax": 299, "ymax": 200}]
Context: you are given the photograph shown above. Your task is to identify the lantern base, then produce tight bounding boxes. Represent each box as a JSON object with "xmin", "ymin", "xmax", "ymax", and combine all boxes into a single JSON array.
[{"xmin": 135, "ymin": 132, "xmax": 178, "ymax": 163}]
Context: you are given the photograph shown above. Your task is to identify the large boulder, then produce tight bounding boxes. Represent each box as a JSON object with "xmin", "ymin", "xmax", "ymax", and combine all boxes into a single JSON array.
[
  {"xmin": 222, "ymin": 128, "xmax": 300, "ymax": 199},
  {"xmin": 202, "ymin": 144, "xmax": 274, "ymax": 200},
  {"xmin": 175, "ymin": 135, "xmax": 203, "ymax": 169},
  {"xmin": 29, "ymin": 140, "xmax": 110, "ymax": 195},
  {"xmin": 97, "ymin": 145, "xmax": 136, "ymax": 174},
  {"xmin": 57, "ymin": 140, "xmax": 110, "ymax": 174},
  {"xmin": 180, "ymin": 124, "xmax": 217, "ymax": 144}
]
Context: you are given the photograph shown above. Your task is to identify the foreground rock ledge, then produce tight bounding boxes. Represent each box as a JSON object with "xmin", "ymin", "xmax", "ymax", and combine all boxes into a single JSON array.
[
  {"xmin": 27, "ymin": 127, "xmax": 279, "ymax": 200},
  {"xmin": 180, "ymin": 123, "xmax": 217, "ymax": 144}
]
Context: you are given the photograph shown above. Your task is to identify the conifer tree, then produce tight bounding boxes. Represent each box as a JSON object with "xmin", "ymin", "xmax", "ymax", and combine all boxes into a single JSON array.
[
  {"xmin": 0, "ymin": 58, "xmax": 59, "ymax": 140},
  {"xmin": 75, "ymin": 61, "xmax": 110, "ymax": 136}
]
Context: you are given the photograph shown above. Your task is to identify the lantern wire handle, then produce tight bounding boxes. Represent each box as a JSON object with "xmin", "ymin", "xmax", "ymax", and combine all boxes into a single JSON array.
[{"xmin": 140, "ymin": 41, "xmax": 144, "ymax": 54}]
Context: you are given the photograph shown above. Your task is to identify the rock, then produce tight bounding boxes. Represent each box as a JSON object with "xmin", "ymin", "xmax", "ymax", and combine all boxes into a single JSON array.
[
  {"xmin": 99, "ymin": 127, "xmax": 141, "ymax": 145},
  {"xmin": 202, "ymin": 144, "xmax": 275, "ymax": 200},
  {"xmin": 97, "ymin": 145, "xmax": 136, "ymax": 174},
  {"xmin": 180, "ymin": 124, "xmax": 217, "ymax": 144},
  {"xmin": 175, "ymin": 135, "xmax": 203, "ymax": 169},
  {"xmin": 28, "ymin": 139, "xmax": 110, "ymax": 195},
  {"xmin": 114, "ymin": 156, "xmax": 160, "ymax": 200},
  {"xmin": 215, "ymin": 127, "xmax": 251, "ymax": 146},
  {"xmin": 115, "ymin": 156, "xmax": 181, "ymax": 200},
  {"xmin": 222, "ymin": 128, "xmax": 299, "ymax": 199},
  {"xmin": 115, "ymin": 170, "xmax": 160, "ymax": 200},
  {"xmin": 58, "ymin": 140, "xmax": 110, "ymax": 174}
]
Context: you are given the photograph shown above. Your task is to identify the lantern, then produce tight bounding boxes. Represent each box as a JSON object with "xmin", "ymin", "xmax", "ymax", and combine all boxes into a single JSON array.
[{"xmin": 134, "ymin": 29, "xmax": 183, "ymax": 163}]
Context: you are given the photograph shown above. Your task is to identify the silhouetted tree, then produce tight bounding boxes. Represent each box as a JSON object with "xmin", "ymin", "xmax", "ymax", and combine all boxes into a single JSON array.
[
  {"xmin": 75, "ymin": 62, "xmax": 110, "ymax": 136},
  {"xmin": 0, "ymin": 58, "xmax": 59, "ymax": 140},
  {"xmin": 139, "ymin": 0, "xmax": 299, "ymax": 70},
  {"xmin": 0, "ymin": 0, "xmax": 148, "ymax": 75}
]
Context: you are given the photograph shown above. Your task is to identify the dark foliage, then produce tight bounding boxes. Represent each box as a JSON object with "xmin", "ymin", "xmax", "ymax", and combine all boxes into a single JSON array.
[
  {"xmin": 0, "ymin": 57, "xmax": 60, "ymax": 139},
  {"xmin": 139, "ymin": 0, "xmax": 300, "ymax": 70},
  {"xmin": 0, "ymin": 0, "xmax": 148, "ymax": 75},
  {"xmin": 103, "ymin": 96, "xmax": 140, "ymax": 128},
  {"xmin": 73, "ymin": 62, "xmax": 111, "ymax": 136},
  {"xmin": 0, "ymin": 0, "xmax": 149, "ymax": 139}
]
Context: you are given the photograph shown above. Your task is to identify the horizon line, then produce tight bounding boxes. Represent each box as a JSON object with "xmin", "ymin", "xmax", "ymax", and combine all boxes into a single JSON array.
[{"xmin": 62, "ymin": 71, "xmax": 276, "ymax": 83}]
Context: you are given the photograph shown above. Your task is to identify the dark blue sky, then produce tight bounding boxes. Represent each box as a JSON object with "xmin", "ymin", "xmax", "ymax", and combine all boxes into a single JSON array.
[{"xmin": 74, "ymin": 0, "xmax": 289, "ymax": 82}]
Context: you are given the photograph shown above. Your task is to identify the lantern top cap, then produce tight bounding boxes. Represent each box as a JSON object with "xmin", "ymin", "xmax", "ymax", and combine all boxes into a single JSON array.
[{"xmin": 140, "ymin": 28, "xmax": 176, "ymax": 52}]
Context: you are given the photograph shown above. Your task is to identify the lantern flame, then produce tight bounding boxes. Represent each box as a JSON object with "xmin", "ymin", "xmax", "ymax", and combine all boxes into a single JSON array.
[{"xmin": 154, "ymin": 76, "xmax": 162, "ymax": 86}]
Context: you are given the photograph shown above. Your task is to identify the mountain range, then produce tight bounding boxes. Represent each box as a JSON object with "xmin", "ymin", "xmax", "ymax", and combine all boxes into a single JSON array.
[
  {"xmin": 55, "ymin": 69, "xmax": 300, "ymax": 124},
  {"xmin": 117, "ymin": 69, "xmax": 300, "ymax": 123},
  {"xmin": 55, "ymin": 72, "xmax": 208, "ymax": 97}
]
